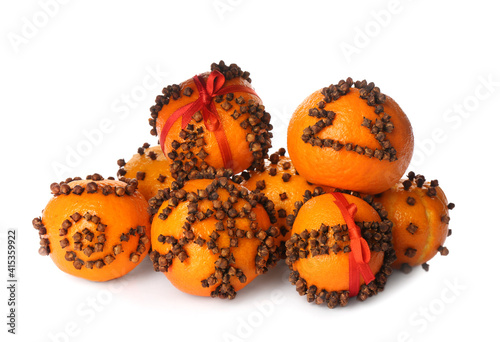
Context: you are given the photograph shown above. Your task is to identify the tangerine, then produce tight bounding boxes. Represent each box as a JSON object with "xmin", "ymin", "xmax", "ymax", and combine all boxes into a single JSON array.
[
  {"xmin": 287, "ymin": 78, "xmax": 413, "ymax": 194},
  {"xmin": 374, "ymin": 172, "xmax": 453, "ymax": 272},
  {"xmin": 149, "ymin": 177, "xmax": 279, "ymax": 299},
  {"xmin": 33, "ymin": 174, "xmax": 151, "ymax": 282}
]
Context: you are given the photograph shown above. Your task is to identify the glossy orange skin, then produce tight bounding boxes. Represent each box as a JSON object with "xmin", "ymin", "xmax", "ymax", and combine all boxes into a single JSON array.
[
  {"xmin": 288, "ymin": 88, "xmax": 414, "ymax": 194},
  {"xmin": 375, "ymin": 180, "xmax": 450, "ymax": 268},
  {"xmin": 291, "ymin": 194, "xmax": 384, "ymax": 292},
  {"xmin": 151, "ymin": 179, "xmax": 272, "ymax": 297},
  {"xmin": 122, "ymin": 145, "xmax": 173, "ymax": 201},
  {"xmin": 242, "ymin": 155, "xmax": 316, "ymax": 247},
  {"xmin": 41, "ymin": 179, "xmax": 151, "ymax": 282},
  {"xmin": 156, "ymin": 73, "xmax": 262, "ymax": 174}
]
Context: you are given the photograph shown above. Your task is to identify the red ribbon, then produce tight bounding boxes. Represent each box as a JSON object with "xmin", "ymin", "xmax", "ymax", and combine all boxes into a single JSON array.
[
  {"xmin": 331, "ymin": 192, "xmax": 375, "ymax": 297},
  {"xmin": 159, "ymin": 70, "xmax": 260, "ymax": 170}
]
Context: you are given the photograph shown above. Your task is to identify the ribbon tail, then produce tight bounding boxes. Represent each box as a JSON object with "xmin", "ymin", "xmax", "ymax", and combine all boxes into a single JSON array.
[
  {"xmin": 359, "ymin": 263, "xmax": 376, "ymax": 285},
  {"xmin": 349, "ymin": 253, "xmax": 360, "ymax": 297},
  {"xmin": 202, "ymin": 103, "xmax": 221, "ymax": 131},
  {"xmin": 360, "ymin": 238, "xmax": 371, "ymax": 264},
  {"xmin": 349, "ymin": 238, "xmax": 375, "ymax": 296}
]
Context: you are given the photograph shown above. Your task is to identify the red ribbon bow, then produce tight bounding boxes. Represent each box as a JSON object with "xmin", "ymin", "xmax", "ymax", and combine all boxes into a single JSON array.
[
  {"xmin": 159, "ymin": 70, "xmax": 260, "ymax": 170},
  {"xmin": 331, "ymin": 192, "xmax": 375, "ymax": 297}
]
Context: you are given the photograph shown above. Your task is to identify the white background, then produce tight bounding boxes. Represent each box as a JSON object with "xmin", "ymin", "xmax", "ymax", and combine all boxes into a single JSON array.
[{"xmin": 1, "ymin": 0, "xmax": 498, "ymax": 341}]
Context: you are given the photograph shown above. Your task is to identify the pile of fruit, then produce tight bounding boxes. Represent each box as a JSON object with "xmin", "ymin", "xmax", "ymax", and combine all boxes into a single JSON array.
[{"xmin": 33, "ymin": 61, "xmax": 454, "ymax": 307}]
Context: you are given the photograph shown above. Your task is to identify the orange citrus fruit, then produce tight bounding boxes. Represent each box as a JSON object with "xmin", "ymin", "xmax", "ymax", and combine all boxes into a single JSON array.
[
  {"xmin": 149, "ymin": 178, "xmax": 279, "ymax": 299},
  {"xmin": 242, "ymin": 148, "xmax": 316, "ymax": 257},
  {"xmin": 287, "ymin": 78, "xmax": 414, "ymax": 194},
  {"xmin": 285, "ymin": 188, "xmax": 395, "ymax": 307},
  {"xmin": 33, "ymin": 174, "xmax": 151, "ymax": 282},
  {"xmin": 117, "ymin": 143, "xmax": 173, "ymax": 201},
  {"xmin": 149, "ymin": 61, "xmax": 272, "ymax": 179},
  {"xmin": 374, "ymin": 172, "xmax": 453, "ymax": 272}
]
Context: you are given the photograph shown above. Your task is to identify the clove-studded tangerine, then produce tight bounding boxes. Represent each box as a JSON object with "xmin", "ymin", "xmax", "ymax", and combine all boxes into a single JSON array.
[
  {"xmin": 149, "ymin": 61, "xmax": 273, "ymax": 181},
  {"xmin": 287, "ymin": 78, "xmax": 414, "ymax": 194},
  {"xmin": 241, "ymin": 148, "xmax": 316, "ymax": 257},
  {"xmin": 117, "ymin": 143, "xmax": 173, "ymax": 201},
  {"xmin": 374, "ymin": 172, "xmax": 453, "ymax": 273},
  {"xmin": 285, "ymin": 187, "xmax": 396, "ymax": 307},
  {"xmin": 33, "ymin": 174, "xmax": 151, "ymax": 282},
  {"xmin": 148, "ymin": 177, "xmax": 279, "ymax": 299}
]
